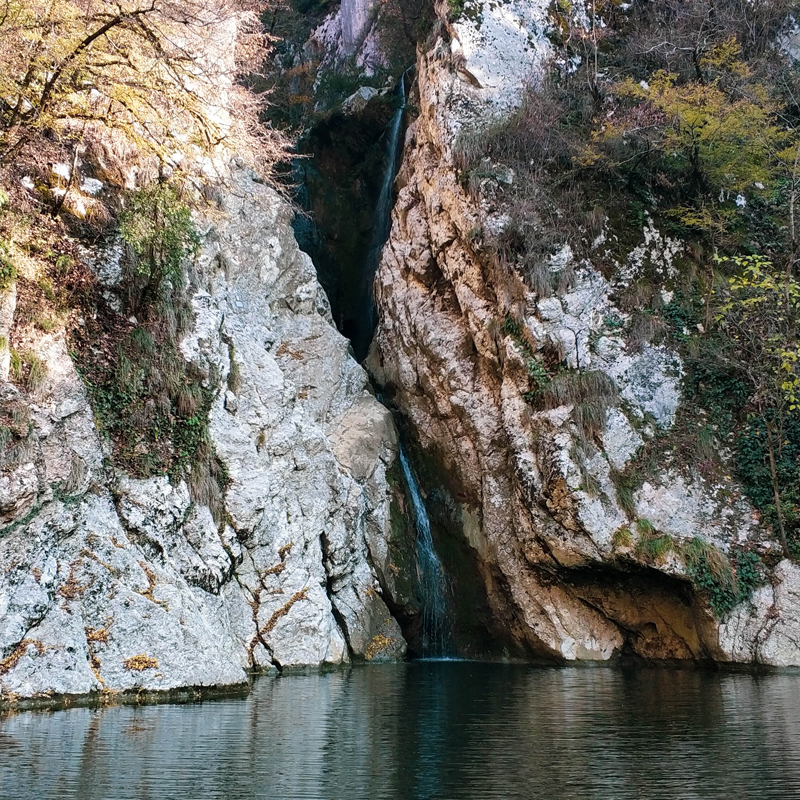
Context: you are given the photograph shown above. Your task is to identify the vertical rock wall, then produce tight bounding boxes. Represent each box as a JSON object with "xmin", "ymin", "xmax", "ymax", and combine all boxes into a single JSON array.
[
  {"xmin": 0, "ymin": 169, "xmax": 406, "ymax": 703},
  {"xmin": 367, "ymin": 0, "xmax": 800, "ymax": 666}
]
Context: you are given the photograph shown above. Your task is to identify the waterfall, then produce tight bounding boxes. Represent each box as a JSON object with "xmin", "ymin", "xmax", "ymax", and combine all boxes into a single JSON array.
[
  {"xmin": 370, "ymin": 68, "xmax": 411, "ymax": 253},
  {"xmin": 359, "ymin": 67, "xmax": 413, "ymax": 357},
  {"xmin": 397, "ymin": 446, "xmax": 452, "ymax": 658}
]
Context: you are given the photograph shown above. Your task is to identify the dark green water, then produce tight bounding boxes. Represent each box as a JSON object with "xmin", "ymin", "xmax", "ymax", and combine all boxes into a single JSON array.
[{"xmin": 2, "ymin": 663, "xmax": 800, "ymax": 799}]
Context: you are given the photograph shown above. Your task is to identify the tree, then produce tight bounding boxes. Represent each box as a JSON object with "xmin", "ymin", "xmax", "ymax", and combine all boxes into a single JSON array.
[
  {"xmin": 590, "ymin": 39, "xmax": 796, "ymax": 250},
  {"xmin": 0, "ymin": 0, "xmax": 287, "ymax": 177},
  {"xmin": 714, "ymin": 254, "xmax": 800, "ymax": 556},
  {"xmin": 597, "ymin": 41, "xmax": 788, "ymax": 191}
]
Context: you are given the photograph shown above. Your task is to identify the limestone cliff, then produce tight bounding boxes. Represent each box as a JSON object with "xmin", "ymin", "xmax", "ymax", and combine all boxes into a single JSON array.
[
  {"xmin": 0, "ymin": 168, "xmax": 405, "ymax": 703},
  {"xmin": 4, "ymin": 0, "xmax": 800, "ymax": 710},
  {"xmin": 367, "ymin": 0, "xmax": 800, "ymax": 666}
]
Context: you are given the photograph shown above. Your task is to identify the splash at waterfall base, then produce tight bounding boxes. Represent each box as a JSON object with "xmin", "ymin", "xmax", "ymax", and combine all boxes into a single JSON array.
[{"xmin": 397, "ymin": 447, "xmax": 452, "ymax": 658}]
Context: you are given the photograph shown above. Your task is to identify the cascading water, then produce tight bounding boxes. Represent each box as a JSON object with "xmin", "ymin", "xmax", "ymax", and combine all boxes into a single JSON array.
[
  {"xmin": 361, "ymin": 67, "xmax": 413, "ymax": 352},
  {"xmin": 368, "ymin": 71, "xmax": 453, "ymax": 657},
  {"xmin": 397, "ymin": 446, "xmax": 452, "ymax": 658}
]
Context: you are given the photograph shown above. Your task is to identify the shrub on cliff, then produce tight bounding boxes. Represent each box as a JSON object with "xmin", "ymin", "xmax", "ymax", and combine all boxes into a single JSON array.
[{"xmin": 119, "ymin": 182, "xmax": 200, "ymax": 311}]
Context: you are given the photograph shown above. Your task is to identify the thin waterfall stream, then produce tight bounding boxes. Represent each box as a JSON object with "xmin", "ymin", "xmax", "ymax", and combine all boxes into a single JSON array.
[
  {"xmin": 363, "ymin": 66, "xmax": 413, "ymax": 346},
  {"xmin": 397, "ymin": 446, "xmax": 452, "ymax": 658},
  {"xmin": 367, "ymin": 69, "xmax": 453, "ymax": 657},
  {"xmin": 294, "ymin": 64, "xmax": 453, "ymax": 655}
]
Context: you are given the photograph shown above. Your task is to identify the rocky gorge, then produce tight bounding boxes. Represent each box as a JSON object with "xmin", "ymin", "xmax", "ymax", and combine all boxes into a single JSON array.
[{"xmin": 2, "ymin": 0, "xmax": 800, "ymax": 708}]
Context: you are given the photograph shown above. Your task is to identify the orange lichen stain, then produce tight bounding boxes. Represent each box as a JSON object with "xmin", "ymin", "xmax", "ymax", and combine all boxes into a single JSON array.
[
  {"xmin": 0, "ymin": 640, "xmax": 45, "ymax": 674},
  {"xmin": 364, "ymin": 635, "xmax": 396, "ymax": 661},
  {"xmin": 85, "ymin": 623, "xmax": 111, "ymax": 645},
  {"xmin": 136, "ymin": 562, "xmax": 168, "ymax": 609},
  {"xmin": 278, "ymin": 542, "xmax": 294, "ymax": 560},
  {"xmin": 262, "ymin": 589, "xmax": 307, "ymax": 634},
  {"xmin": 275, "ymin": 342, "xmax": 304, "ymax": 360},
  {"xmin": 58, "ymin": 559, "xmax": 92, "ymax": 600},
  {"xmin": 123, "ymin": 655, "xmax": 159, "ymax": 671},
  {"xmin": 81, "ymin": 548, "xmax": 116, "ymax": 575}
]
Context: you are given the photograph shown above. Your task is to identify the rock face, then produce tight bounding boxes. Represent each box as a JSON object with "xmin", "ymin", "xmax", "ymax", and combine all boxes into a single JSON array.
[
  {"xmin": 367, "ymin": 0, "xmax": 800, "ymax": 666},
  {"xmin": 310, "ymin": 0, "xmax": 383, "ymax": 72},
  {"xmin": 0, "ymin": 169, "xmax": 406, "ymax": 703}
]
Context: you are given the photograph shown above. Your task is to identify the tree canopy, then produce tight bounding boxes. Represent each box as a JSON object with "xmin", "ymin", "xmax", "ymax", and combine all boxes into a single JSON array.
[{"xmin": 0, "ymin": 0, "xmax": 286, "ymax": 176}]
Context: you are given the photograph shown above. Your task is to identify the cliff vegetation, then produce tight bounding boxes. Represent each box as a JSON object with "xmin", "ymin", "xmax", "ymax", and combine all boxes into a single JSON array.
[
  {"xmin": 0, "ymin": 0, "xmax": 287, "ymax": 507},
  {"xmin": 454, "ymin": 0, "xmax": 800, "ymax": 563}
]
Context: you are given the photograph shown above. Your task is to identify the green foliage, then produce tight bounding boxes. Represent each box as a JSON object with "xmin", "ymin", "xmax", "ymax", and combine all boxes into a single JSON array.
[
  {"xmin": 71, "ymin": 230, "xmax": 230, "ymax": 519},
  {"xmin": 55, "ymin": 254, "xmax": 73, "ymax": 274},
  {"xmin": 119, "ymin": 183, "xmax": 199, "ymax": 311},
  {"xmin": 129, "ymin": 326, "xmax": 155, "ymax": 355},
  {"xmin": 289, "ymin": 0, "xmax": 334, "ymax": 13},
  {"xmin": 684, "ymin": 538, "xmax": 763, "ymax": 617},
  {"xmin": 635, "ymin": 529, "xmax": 674, "ymax": 564},
  {"xmin": 716, "ymin": 255, "xmax": 800, "ymax": 408},
  {"xmin": 8, "ymin": 349, "xmax": 21, "ymax": 381},
  {"xmin": 502, "ymin": 315, "xmax": 551, "ymax": 395},
  {"xmin": 34, "ymin": 316, "xmax": 56, "ymax": 332},
  {"xmin": 636, "ymin": 518, "xmax": 654, "ymax": 535},
  {"xmin": 313, "ymin": 64, "xmax": 388, "ymax": 110},
  {"xmin": 610, "ymin": 464, "xmax": 646, "ymax": 519},
  {"xmin": 702, "ymin": 254, "xmax": 800, "ymax": 555},
  {"xmin": 0, "ymin": 245, "xmax": 17, "ymax": 291},
  {"xmin": 686, "ymin": 351, "xmax": 749, "ymax": 422},
  {"xmin": 603, "ymin": 63, "xmax": 787, "ymax": 199},
  {"xmin": 78, "ymin": 335, "xmax": 216, "ymax": 482},
  {"xmin": 447, "ymin": 0, "xmax": 465, "ymax": 19},
  {"xmin": 661, "ymin": 293, "xmax": 697, "ymax": 343},
  {"xmin": 8, "ymin": 350, "xmax": 47, "ymax": 392},
  {"xmin": 502, "ymin": 316, "xmax": 620, "ymax": 436},
  {"xmin": 735, "ymin": 413, "xmax": 800, "ymax": 556}
]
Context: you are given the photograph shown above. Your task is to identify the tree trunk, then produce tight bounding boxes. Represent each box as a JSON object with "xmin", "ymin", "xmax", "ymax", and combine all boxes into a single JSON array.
[
  {"xmin": 767, "ymin": 422, "xmax": 791, "ymax": 558},
  {"xmin": 51, "ymin": 140, "xmax": 82, "ymax": 217}
]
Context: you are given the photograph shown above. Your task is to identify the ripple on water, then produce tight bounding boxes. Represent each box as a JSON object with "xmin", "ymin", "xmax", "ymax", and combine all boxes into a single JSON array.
[{"xmin": 2, "ymin": 663, "xmax": 800, "ymax": 800}]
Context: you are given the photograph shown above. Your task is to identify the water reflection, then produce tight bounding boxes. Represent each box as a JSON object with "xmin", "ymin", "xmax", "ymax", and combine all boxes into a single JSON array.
[{"xmin": 2, "ymin": 664, "xmax": 800, "ymax": 799}]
